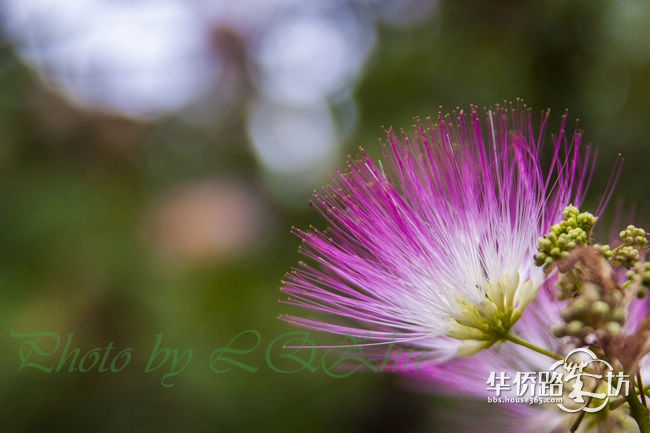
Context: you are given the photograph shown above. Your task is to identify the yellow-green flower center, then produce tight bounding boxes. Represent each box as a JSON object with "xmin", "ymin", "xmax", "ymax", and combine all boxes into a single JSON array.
[{"xmin": 447, "ymin": 273, "xmax": 538, "ymax": 356}]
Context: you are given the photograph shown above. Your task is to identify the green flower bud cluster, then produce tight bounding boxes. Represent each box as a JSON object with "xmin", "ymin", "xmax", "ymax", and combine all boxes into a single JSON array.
[
  {"xmin": 593, "ymin": 244, "xmax": 614, "ymax": 260},
  {"xmin": 552, "ymin": 283, "xmax": 626, "ymax": 340},
  {"xmin": 535, "ymin": 206, "xmax": 649, "ymax": 347},
  {"xmin": 535, "ymin": 205, "xmax": 597, "ymax": 268},
  {"xmin": 625, "ymin": 261, "xmax": 650, "ymax": 298},
  {"xmin": 611, "ymin": 225, "xmax": 647, "ymax": 268},
  {"xmin": 612, "ymin": 245, "xmax": 640, "ymax": 268},
  {"xmin": 619, "ymin": 225, "xmax": 647, "ymax": 248},
  {"xmin": 555, "ymin": 271, "xmax": 581, "ymax": 301}
]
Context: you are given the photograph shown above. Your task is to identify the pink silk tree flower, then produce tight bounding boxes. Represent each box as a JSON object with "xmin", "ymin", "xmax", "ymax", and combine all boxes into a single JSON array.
[{"xmin": 281, "ymin": 102, "xmax": 606, "ymax": 362}]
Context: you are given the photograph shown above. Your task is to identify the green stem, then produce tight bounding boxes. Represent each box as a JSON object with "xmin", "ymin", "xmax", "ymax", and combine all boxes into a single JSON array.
[
  {"xmin": 627, "ymin": 387, "xmax": 650, "ymax": 433},
  {"xmin": 638, "ymin": 372, "xmax": 648, "ymax": 408},
  {"xmin": 503, "ymin": 333, "xmax": 563, "ymax": 360}
]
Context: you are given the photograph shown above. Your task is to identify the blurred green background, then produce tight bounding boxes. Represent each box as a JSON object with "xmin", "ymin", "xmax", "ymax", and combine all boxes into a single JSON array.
[{"xmin": 0, "ymin": 0, "xmax": 649, "ymax": 432}]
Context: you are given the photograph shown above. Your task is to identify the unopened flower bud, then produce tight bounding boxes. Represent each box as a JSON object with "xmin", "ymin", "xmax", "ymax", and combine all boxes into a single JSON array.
[
  {"xmin": 611, "ymin": 307, "xmax": 626, "ymax": 324},
  {"xmin": 605, "ymin": 321, "xmax": 622, "ymax": 337},
  {"xmin": 565, "ymin": 320, "xmax": 584, "ymax": 336},
  {"xmin": 590, "ymin": 301, "xmax": 610, "ymax": 319},
  {"xmin": 551, "ymin": 324, "xmax": 566, "ymax": 338}
]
